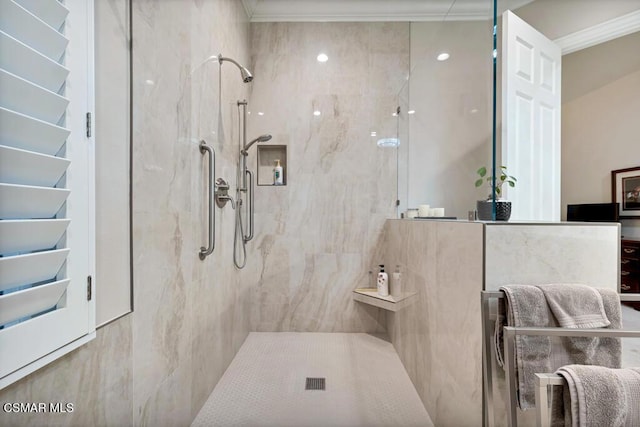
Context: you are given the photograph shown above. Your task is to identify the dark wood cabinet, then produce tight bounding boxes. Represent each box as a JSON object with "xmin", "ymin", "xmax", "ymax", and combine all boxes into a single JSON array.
[{"xmin": 621, "ymin": 239, "xmax": 640, "ymax": 310}]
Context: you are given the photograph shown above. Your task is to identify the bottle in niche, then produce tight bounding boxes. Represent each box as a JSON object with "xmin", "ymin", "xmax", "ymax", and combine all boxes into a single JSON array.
[
  {"xmin": 273, "ymin": 159, "xmax": 283, "ymax": 185},
  {"xmin": 391, "ymin": 265, "xmax": 402, "ymax": 298},
  {"xmin": 377, "ymin": 265, "xmax": 389, "ymax": 297}
]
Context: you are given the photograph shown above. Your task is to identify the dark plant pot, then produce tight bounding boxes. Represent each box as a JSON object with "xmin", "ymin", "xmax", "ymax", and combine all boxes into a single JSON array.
[{"xmin": 477, "ymin": 200, "xmax": 512, "ymax": 221}]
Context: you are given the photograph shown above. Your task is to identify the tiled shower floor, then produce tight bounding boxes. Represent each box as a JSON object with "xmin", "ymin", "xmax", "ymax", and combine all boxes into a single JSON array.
[{"xmin": 192, "ymin": 333, "xmax": 434, "ymax": 427}]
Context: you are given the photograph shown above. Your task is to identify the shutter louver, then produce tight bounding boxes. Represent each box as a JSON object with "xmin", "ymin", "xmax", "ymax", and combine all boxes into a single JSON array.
[
  {"xmin": 0, "ymin": 0, "xmax": 71, "ymax": 329},
  {"xmin": 0, "ymin": 0, "xmax": 94, "ymax": 386}
]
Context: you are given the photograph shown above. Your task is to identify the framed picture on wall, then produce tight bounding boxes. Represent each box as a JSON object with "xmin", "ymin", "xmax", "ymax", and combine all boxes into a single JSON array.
[{"xmin": 612, "ymin": 166, "xmax": 640, "ymax": 218}]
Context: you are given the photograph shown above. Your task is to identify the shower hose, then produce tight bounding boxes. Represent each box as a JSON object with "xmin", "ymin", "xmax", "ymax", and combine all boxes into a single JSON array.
[{"xmin": 233, "ymin": 196, "xmax": 247, "ymax": 269}]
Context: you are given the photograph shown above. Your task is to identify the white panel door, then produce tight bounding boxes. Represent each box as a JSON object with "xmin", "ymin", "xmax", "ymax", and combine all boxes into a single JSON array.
[{"xmin": 502, "ymin": 10, "xmax": 561, "ymax": 221}]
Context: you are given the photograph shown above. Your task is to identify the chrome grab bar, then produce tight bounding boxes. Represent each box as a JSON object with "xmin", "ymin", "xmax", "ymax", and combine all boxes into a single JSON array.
[
  {"xmin": 243, "ymin": 169, "xmax": 254, "ymax": 242},
  {"xmin": 199, "ymin": 140, "xmax": 214, "ymax": 260}
]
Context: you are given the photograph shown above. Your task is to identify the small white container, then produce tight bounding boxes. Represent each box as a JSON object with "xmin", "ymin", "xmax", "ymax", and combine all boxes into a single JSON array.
[
  {"xmin": 377, "ymin": 265, "xmax": 389, "ymax": 297},
  {"xmin": 407, "ymin": 209, "xmax": 418, "ymax": 219},
  {"xmin": 391, "ymin": 265, "xmax": 402, "ymax": 298},
  {"xmin": 418, "ymin": 204, "xmax": 430, "ymax": 217}
]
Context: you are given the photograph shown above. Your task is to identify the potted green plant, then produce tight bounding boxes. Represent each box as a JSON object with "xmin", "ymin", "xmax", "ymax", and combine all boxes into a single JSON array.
[{"xmin": 474, "ymin": 166, "xmax": 517, "ymax": 221}]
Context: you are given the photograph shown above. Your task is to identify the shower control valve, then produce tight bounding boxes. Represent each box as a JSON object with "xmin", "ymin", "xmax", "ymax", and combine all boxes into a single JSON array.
[{"xmin": 214, "ymin": 178, "xmax": 235, "ymax": 209}]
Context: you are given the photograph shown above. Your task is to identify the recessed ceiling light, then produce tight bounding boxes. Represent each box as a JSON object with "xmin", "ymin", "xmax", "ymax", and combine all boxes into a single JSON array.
[
  {"xmin": 470, "ymin": 108, "xmax": 478, "ymax": 114},
  {"xmin": 258, "ymin": 112, "xmax": 264, "ymax": 116},
  {"xmin": 313, "ymin": 110, "xmax": 321, "ymax": 116},
  {"xmin": 317, "ymin": 53, "xmax": 328, "ymax": 62},
  {"xmin": 145, "ymin": 79, "xmax": 155, "ymax": 85},
  {"xmin": 377, "ymin": 138, "xmax": 400, "ymax": 148},
  {"xmin": 371, "ymin": 131, "xmax": 377, "ymax": 137},
  {"xmin": 437, "ymin": 53, "xmax": 450, "ymax": 61},
  {"xmin": 392, "ymin": 112, "xmax": 398, "ymax": 117},
  {"xmin": 407, "ymin": 110, "xmax": 415, "ymax": 115}
]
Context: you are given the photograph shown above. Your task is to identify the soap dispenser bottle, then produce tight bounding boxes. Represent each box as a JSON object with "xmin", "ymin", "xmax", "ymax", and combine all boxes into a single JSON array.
[
  {"xmin": 391, "ymin": 265, "xmax": 402, "ymax": 298},
  {"xmin": 273, "ymin": 159, "xmax": 283, "ymax": 185},
  {"xmin": 377, "ymin": 265, "xmax": 389, "ymax": 297}
]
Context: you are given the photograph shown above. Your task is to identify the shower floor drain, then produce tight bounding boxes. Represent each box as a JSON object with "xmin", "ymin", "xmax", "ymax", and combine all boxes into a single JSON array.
[{"xmin": 305, "ymin": 377, "xmax": 326, "ymax": 390}]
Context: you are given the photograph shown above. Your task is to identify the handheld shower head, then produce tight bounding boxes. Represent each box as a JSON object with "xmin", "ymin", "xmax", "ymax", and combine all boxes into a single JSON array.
[
  {"xmin": 219, "ymin": 55, "xmax": 253, "ymax": 83},
  {"xmin": 241, "ymin": 134, "xmax": 272, "ymax": 155}
]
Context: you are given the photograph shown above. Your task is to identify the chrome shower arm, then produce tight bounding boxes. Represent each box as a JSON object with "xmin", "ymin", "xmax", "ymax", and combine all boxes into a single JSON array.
[{"xmin": 219, "ymin": 54, "xmax": 253, "ymax": 83}]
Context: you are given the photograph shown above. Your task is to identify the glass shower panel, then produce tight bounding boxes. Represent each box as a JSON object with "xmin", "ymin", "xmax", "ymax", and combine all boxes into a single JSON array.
[
  {"xmin": 399, "ymin": 0, "xmax": 495, "ymax": 220},
  {"xmin": 396, "ymin": 79, "xmax": 410, "ymax": 218}
]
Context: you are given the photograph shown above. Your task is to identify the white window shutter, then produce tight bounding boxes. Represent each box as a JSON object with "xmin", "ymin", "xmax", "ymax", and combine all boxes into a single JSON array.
[{"xmin": 0, "ymin": 0, "xmax": 95, "ymax": 388}]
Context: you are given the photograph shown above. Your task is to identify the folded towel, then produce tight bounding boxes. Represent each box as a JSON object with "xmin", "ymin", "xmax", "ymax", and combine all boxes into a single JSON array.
[
  {"xmin": 537, "ymin": 284, "xmax": 610, "ymax": 328},
  {"xmin": 556, "ymin": 365, "xmax": 640, "ymax": 427},
  {"xmin": 497, "ymin": 284, "xmax": 622, "ymax": 409},
  {"xmin": 498, "ymin": 285, "xmax": 555, "ymax": 409}
]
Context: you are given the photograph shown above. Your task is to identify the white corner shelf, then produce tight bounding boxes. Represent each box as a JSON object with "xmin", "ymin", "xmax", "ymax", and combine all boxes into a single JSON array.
[{"xmin": 352, "ymin": 288, "xmax": 417, "ymax": 312}]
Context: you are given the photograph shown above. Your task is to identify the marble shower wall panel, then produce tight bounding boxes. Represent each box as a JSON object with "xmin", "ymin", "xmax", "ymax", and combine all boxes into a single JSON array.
[
  {"xmin": 132, "ymin": 1, "xmax": 194, "ymax": 424},
  {"xmin": 0, "ymin": 316, "xmax": 133, "ymax": 427},
  {"xmin": 187, "ymin": 1, "xmax": 253, "ymax": 419},
  {"xmin": 484, "ymin": 223, "xmax": 620, "ymax": 289},
  {"xmin": 385, "ymin": 220, "xmax": 485, "ymax": 426},
  {"xmin": 132, "ymin": 0, "xmax": 251, "ymax": 425},
  {"xmin": 248, "ymin": 22, "xmax": 409, "ymax": 332}
]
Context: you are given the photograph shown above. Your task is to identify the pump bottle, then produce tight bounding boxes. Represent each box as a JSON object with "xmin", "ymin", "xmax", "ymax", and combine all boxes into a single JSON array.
[
  {"xmin": 377, "ymin": 265, "xmax": 389, "ymax": 297},
  {"xmin": 273, "ymin": 159, "xmax": 283, "ymax": 185}
]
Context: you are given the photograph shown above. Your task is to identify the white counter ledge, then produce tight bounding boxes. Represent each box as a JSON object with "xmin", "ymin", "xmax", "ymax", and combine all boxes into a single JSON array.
[{"xmin": 353, "ymin": 288, "xmax": 417, "ymax": 312}]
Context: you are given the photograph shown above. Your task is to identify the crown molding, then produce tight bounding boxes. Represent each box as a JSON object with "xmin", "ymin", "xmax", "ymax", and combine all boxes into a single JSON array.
[
  {"xmin": 241, "ymin": 0, "xmax": 512, "ymax": 22},
  {"xmin": 554, "ymin": 10, "xmax": 640, "ymax": 55}
]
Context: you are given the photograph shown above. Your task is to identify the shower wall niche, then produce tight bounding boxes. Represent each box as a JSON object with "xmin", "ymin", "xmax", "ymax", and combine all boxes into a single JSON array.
[{"xmin": 257, "ymin": 145, "xmax": 287, "ymax": 186}]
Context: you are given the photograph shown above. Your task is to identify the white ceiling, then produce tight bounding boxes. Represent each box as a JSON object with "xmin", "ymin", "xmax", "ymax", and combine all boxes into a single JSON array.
[{"xmin": 241, "ymin": 0, "xmax": 534, "ymax": 22}]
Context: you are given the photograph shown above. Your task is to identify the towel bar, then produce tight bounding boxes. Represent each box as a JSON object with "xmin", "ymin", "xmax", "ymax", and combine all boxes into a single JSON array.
[
  {"xmin": 503, "ymin": 326, "xmax": 640, "ymax": 427},
  {"xmin": 534, "ymin": 373, "xmax": 564, "ymax": 427}
]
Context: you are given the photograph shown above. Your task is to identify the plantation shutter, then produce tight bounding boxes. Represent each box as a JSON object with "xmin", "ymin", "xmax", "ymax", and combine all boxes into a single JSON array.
[{"xmin": 0, "ymin": 0, "xmax": 95, "ymax": 388}]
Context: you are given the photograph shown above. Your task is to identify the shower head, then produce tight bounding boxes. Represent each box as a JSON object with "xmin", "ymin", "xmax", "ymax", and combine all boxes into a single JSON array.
[
  {"xmin": 219, "ymin": 55, "xmax": 253, "ymax": 83},
  {"xmin": 241, "ymin": 134, "xmax": 272, "ymax": 155}
]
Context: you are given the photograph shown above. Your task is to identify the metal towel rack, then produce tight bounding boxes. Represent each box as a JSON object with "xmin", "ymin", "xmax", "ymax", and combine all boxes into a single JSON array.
[
  {"xmin": 482, "ymin": 290, "xmax": 640, "ymax": 427},
  {"xmin": 199, "ymin": 140, "xmax": 214, "ymax": 260}
]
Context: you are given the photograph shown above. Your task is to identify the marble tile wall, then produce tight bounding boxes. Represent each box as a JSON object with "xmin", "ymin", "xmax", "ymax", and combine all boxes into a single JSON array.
[
  {"xmin": 0, "ymin": 1, "xmax": 252, "ymax": 426},
  {"xmin": 131, "ymin": 0, "xmax": 252, "ymax": 424},
  {"xmin": 0, "ymin": 316, "xmax": 133, "ymax": 427},
  {"xmin": 385, "ymin": 219, "xmax": 485, "ymax": 427},
  {"xmin": 246, "ymin": 22, "xmax": 409, "ymax": 332},
  {"xmin": 383, "ymin": 220, "xmax": 621, "ymax": 426},
  {"xmin": 485, "ymin": 223, "xmax": 620, "ymax": 290}
]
